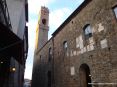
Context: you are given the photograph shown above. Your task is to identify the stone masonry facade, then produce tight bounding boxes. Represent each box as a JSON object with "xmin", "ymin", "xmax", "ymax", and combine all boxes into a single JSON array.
[{"xmin": 31, "ymin": 0, "xmax": 117, "ymax": 87}]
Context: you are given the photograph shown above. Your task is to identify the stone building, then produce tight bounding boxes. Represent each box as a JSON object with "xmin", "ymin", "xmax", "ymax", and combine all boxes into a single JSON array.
[
  {"xmin": 24, "ymin": 79, "xmax": 31, "ymax": 87},
  {"xmin": 0, "ymin": 0, "xmax": 28, "ymax": 87},
  {"xmin": 32, "ymin": 0, "xmax": 117, "ymax": 87}
]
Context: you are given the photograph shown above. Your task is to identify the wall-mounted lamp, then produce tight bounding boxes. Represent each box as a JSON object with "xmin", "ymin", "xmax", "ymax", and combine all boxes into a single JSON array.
[
  {"xmin": 1, "ymin": 61, "xmax": 3, "ymax": 64},
  {"xmin": 10, "ymin": 67, "xmax": 16, "ymax": 72},
  {"xmin": 89, "ymin": 74, "xmax": 91, "ymax": 77},
  {"xmin": 12, "ymin": 68, "xmax": 16, "ymax": 72}
]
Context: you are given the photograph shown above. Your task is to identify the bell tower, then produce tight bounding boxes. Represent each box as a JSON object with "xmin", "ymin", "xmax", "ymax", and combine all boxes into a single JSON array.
[{"xmin": 35, "ymin": 6, "xmax": 49, "ymax": 50}]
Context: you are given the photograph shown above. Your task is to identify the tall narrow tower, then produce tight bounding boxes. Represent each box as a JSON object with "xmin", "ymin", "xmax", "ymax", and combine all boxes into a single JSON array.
[{"xmin": 35, "ymin": 6, "xmax": 49, "ymax": 50}]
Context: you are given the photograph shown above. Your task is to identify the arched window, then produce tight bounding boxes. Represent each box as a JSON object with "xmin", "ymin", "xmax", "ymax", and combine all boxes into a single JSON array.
[
  {"xmin": 113, "ymin": 6, "xmax": 117, "ymax": 18},
  {"xmin": 40, "ymin": 55, "xmax": 42, "ymax": 62},
  {"xmin": 63, "ymin": 41, "xmax": 68, "ymax": 51},
  {"xmin": 48, "ymin": 47, "xmax": 52, "ymax": 62},
  {"xmin": 42, "ymin": 18, "xmax": 46, "ymax": 25},
  {"xmin": 83, "ymin": 24, "xmax": 92, "ymax": 39}
]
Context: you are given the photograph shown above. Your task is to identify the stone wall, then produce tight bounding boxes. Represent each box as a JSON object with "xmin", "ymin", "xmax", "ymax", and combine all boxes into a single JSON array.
[
  {"xmin": 32, "ymin": 0, "xmax": 117, "ymax": 87},
  {"xmin": 32, "ymin": 39, "xmax": 53, "ymax": 87}
]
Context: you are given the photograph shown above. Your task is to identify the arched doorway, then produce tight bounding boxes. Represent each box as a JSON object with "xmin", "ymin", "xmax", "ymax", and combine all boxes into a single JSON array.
[{"xmin": 79, "ymin": 64, "xmax": 92, "ymax": 87}]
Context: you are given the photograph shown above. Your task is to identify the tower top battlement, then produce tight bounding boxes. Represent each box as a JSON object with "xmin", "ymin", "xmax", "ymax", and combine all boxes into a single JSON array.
[{"xmin": 41, "ymin": 6, "xmax": 49, "ymax": 13}]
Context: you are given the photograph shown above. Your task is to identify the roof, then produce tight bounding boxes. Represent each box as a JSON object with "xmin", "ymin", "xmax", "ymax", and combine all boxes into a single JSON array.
[
  {"xmin": 52, "ymin": 0, "xmax": 92, "ymax": 36},
  {"xmin": 36, "ymin": 37, "xmax": 53, "ymax": 54}
]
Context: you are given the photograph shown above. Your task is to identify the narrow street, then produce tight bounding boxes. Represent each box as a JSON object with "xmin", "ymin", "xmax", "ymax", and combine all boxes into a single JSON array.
[{"xmin": 0, "ymin": 0, "xmax": 117, "ymax": 87}]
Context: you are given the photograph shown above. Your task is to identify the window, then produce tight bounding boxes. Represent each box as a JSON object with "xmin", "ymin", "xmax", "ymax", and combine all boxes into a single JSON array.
[
  {"xmin": 113, "ymin": 6, "xmax": 117, "ymax": 18},
  {"xmin": 48, "ymin": 47, "xmax": 52, "ymax": 62},
  {"xmin": 42, "ymin": 18, "xmax": 46, "ymax": 25},
  {"xmin": 40, "ymin": 55, "xmax": 42, "ymax": 62},
  {"xmin": 100, "ymin": 39, "xmax": 108, "ymax": 49},
  {"xmin": 83, "ymin": 24, "xmax": 92, "ymax": 39},
  {"xmin": 71, "ymin": 66, "xmax": 75, "ymax": 76},
  {"xmin": 63, "ymin": 41, "xmax": 68, "ymax": 51}
]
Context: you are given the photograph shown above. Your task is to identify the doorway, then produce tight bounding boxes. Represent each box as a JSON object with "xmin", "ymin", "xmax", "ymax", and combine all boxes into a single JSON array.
[
  {"xmin": 79, "ymin": 64, "xmax": 92, "ymax": 87},
  {"xmin": 47, "ymin": 71, "xmax": 51, "ymax": 87}
]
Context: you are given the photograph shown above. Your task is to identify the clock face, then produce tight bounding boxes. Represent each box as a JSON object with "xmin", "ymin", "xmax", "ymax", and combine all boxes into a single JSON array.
[{"xmin": 42, "ymin": 19, "xmax": 46, "ymax": 25}]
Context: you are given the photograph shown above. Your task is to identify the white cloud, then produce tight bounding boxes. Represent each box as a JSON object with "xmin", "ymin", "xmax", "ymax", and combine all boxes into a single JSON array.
[
  {"xmin": 49, "ymin": 8, "xmax": 71, "ymax": 28},
  {"xmin": 28, "ymin": 21, "xmax": 37, "ymax": 46},
  {"xmin": 49, "ymin": 8, "xmax": 71, "ymax": 36},
  {"xmin": 24, "ymin": 63, "xmax": 33, "ymax": 79},
  {"xmin": 24, "ymin": 20, "xmax": 37, "ymax": 79}
]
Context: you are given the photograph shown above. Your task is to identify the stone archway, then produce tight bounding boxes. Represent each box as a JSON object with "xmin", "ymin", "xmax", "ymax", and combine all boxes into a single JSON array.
[{"xmin": 79, "ymin": 64, "xmax": 92, "ymax": 87}]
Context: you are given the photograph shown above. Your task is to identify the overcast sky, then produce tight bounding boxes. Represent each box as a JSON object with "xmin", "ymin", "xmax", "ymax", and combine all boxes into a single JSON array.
[{"xmin": 24, "ymin": 0, "xmax": 84, "ymax": 80}]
